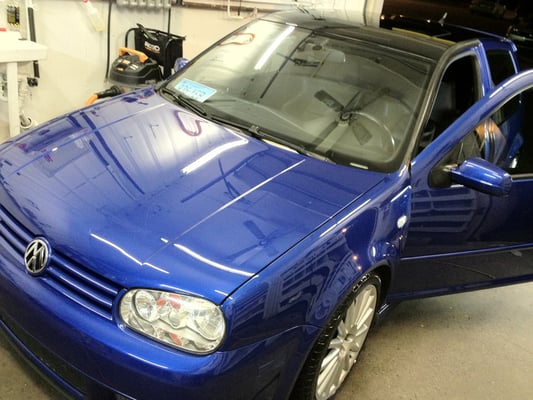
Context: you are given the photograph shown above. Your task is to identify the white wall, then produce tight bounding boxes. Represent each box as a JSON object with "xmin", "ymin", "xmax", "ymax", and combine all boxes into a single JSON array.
[
  {"xmin": 0, "ymin": 1, "xmax": 260, "ymax": 141},
  {"xmin": 1, "ymin": 0, "xmax": 384, "ymax": 141}
]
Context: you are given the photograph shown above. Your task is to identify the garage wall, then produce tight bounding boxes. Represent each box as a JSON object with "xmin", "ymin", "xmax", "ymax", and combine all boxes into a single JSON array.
[{"xmin": 0, "ymin": 1, "xmax": 261, "ymax": 141}]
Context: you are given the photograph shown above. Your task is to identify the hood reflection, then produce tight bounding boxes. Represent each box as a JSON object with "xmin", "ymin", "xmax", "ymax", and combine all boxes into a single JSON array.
[{"xmin": 0, "ymin": 89, "xmax": 384, "ymax": 301}]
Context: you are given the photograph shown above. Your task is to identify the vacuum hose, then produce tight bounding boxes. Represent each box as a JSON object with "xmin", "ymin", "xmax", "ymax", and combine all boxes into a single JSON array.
[{"xmin": 85, "ymin": 85, "xmax": 122, "ymax": 106}]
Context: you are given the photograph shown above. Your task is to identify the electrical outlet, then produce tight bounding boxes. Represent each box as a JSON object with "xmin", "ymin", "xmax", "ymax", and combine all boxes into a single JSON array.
[{"xmin": 6, "ymin": 3, "xmax": 20, "ymax": 28}]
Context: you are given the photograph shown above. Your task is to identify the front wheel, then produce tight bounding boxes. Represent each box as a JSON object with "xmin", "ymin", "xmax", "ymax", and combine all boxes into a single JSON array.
[{"xmin": 291, "ymin": 274, "xmax": 381, "ymax": 400}]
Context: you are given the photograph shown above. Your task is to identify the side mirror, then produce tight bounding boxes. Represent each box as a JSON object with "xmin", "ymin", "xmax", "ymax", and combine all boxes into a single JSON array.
[
  {"xmin": 449, "ymin": 157, "xmax": 512, "ymax": 196},
  {"xmin": 174, "ymin": 57, "xmax": 189, "ymax": 72}
]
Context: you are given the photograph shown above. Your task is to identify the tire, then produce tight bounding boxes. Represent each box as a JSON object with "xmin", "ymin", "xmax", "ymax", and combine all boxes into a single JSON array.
[{"xmin": 291, "ymin": 274, "xmax": 381, "ymax": 400}]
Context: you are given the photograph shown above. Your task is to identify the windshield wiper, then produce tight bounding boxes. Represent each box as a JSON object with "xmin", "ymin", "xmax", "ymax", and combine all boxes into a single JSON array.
[
  {"xmin": 159, "ymin": 87, "xmax": 210, "ymax": 118},
  {"xmin": 160, "ymin": 89, "xmax": 334, "ymax": 163},
  {"xmin": 245, "ymin": 124, "xmax": 334, "ymax": 163},
  {"xmin": 279, "ymin": 54, "xmax": 320, "ymax": 67},
  {"xmin": 209, "ymin": 114, "xmax": 329, "ymax": 161}
]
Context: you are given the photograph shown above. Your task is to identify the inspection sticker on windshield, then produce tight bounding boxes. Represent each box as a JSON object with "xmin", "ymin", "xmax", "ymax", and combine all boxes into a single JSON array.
[{"xmin": 174, "ymin": 79, "xmax": 216, "ymax": 102}]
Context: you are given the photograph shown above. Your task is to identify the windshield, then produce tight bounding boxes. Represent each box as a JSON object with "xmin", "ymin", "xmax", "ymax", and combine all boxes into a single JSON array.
[{"xmin": 163, "ymin": 18, "xmax": 434, "ymax": 172}]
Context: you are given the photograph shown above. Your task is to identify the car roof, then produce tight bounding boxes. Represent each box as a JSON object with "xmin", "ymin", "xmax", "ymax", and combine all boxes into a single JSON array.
[{"xmin": 261, "ymin": 9, "xmax": 510, "ymax": 62}]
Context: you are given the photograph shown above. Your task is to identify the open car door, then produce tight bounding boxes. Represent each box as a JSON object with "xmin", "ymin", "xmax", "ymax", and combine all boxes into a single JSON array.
[{"xmin": 390, "ymin": 70, "xmax": 533, "ymax": 301}]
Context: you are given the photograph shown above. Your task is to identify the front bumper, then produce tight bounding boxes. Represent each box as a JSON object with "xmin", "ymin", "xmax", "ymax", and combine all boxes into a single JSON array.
[{"xmin": 0, "ymin": 238, "xmax": 312, "ymax": 400}]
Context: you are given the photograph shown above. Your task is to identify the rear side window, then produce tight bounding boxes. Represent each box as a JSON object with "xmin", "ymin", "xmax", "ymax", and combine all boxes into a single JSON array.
[
  {"xmin": 487, "ymin": 50, "xmax": 517, "ymax": 85},
  {"xmin": 486, "ymin": 50, "xmax": 519, "ymax": 123}
]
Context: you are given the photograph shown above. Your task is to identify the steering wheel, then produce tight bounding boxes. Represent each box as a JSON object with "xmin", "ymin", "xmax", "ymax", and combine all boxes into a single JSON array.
[{"xmin": 347, "ymin": 111, "xmax": 395, "ymax": 154}]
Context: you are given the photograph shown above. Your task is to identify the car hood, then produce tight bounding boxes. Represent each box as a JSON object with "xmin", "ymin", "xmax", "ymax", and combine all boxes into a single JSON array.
[{"xmin": 0, "ymin": 89, "xmax": 385, "ymax": 303}]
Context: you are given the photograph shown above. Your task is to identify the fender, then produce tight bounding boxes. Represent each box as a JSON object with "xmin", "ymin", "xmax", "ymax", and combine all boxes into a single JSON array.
[{"xmin": 221, "ymin": 165, "xmax": 411, "ymax": 350}]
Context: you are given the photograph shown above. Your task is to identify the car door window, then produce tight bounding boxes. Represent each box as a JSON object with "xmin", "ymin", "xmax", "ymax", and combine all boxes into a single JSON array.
[
  {"xmin": 500, "ymin": 90, "xmax": 533, "ymax": 175},
  {"xmin": 467, "ymin": 91, "xmax": 532, "ymax": 175},
  {"xmin": 419, "ymin": 55, "xmax": 480, "ymax": 151},
  {"xmin": 430, "ymin": 86, "xmax": 533, "ymax": 190}
]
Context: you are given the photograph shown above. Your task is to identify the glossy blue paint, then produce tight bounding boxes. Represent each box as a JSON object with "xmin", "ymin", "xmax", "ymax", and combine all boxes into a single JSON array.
[
  {"xmin": 394, "ymin": 70, "xmax": 533, "ymax": 300},
  {"xmin": 450, "ymin": 157, "xmax": 512, "ymax": 195},
  {"xmin": 1, "ymin": 10, "xmax": 533, "ymax": 400},
  {"xmin": 0, "ymin": 87, "xmax": 391, "ymax": 399},
  {"xmin": 0, "ymin": 89, "xmax": 384, "ymax": 304},
  {"xmin": 0, "ymin": 254, "xmax": 319, "ymax": 399}
]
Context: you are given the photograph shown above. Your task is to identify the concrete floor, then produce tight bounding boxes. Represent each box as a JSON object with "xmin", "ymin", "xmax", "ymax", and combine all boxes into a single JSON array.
[{"xmin": 0, "ymin": 282, "xmax": 531, "ymax": 400}]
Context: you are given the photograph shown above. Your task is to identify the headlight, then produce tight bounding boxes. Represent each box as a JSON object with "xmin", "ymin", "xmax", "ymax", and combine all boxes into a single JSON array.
[{"xmin": 119, "ymin": 289, "xmax": 225, "ymax": 354}]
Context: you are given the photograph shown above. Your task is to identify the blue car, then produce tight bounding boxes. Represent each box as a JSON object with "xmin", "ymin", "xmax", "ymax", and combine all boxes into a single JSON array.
[{"xmin": 1, "ymin": 9, "xmax": 532, "ymax": 400}]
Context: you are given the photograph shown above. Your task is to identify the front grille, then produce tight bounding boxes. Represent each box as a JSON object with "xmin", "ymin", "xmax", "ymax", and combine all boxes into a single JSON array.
[
  {"xmin": 0, "ymin": 207, "xmax": 121, "ymax": 320},
  {"xmin": 0, "ymin": 206, "xmax": 31, "ymax": 259}
]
